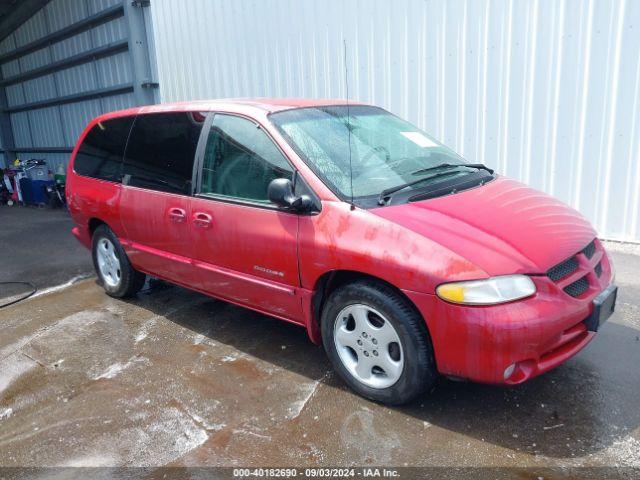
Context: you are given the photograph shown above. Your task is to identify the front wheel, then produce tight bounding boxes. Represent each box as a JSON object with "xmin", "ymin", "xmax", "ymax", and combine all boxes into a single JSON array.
[
  {"xmin": 321, "ymin": 280, "xmax": 437, "ymax": 405},
  {"xmin": 92, "ymin": 224, "xmax": 145, "ymax": 298}
]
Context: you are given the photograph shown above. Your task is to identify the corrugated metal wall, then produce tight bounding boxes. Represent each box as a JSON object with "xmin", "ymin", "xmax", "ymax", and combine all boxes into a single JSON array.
[
  {"xmin": 0, "ymin": 0, "xmax": 151, "ymax": 173},
  {"xmin": 150, "ymin": 0, "xmax": 640, "ymax": 242}
]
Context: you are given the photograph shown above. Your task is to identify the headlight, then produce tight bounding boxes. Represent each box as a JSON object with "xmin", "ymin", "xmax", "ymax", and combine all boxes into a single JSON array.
[{"xmin": 436, "ymin": 275, "xmax": 536, "ymax": 305}]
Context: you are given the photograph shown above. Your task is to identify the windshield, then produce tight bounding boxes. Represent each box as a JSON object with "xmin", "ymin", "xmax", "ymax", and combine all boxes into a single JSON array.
[{"xmin": 269, "ymin": 105, "xmax": 477, "ymax": 200}]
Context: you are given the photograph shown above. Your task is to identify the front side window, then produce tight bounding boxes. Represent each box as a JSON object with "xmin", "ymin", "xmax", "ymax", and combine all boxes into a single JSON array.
[
  {"xmin": 200, "ymin": 114, "xmax": 293, "ymax": 203},
  {"xmin": 123, "ymin": 112, "xmax": 205, "ymax": 195},
  {"xmin": 74, "ymin": 116, "xmax": 134, "ymax": 182},
  {"xmin": 270, "ymin": 105, "xmax": 479, "ymax": 202}
]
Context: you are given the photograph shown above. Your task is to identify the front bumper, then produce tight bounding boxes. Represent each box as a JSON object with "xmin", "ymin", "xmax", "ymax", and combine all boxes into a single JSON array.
[{"xmin": 403, "ymin": 250, "xmax": 615, "ymax": 385}]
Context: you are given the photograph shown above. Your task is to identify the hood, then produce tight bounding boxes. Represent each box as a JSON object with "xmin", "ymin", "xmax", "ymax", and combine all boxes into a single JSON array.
[{"xmin": 370, "ymin": 176, "xmax": 596, "ymax": 277}]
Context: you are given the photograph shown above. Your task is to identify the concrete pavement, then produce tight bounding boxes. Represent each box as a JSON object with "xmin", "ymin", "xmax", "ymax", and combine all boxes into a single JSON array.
[
  {"xmin": 0, "ymin": 207, "xmax": 638, "ymax": 474},
  {"xmin": 0, "ymin": 207, "xmax": 93, "ymax": 303}
]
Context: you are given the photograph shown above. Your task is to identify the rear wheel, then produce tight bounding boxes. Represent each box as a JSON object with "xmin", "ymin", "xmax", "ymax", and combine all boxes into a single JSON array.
[
  {"xmin": 321, "ymin": 280, "xmax": 437, "ymax": 405},
  {"xmin": 92, "ymin": 225, "xmax": 145, "ymax": 298}
]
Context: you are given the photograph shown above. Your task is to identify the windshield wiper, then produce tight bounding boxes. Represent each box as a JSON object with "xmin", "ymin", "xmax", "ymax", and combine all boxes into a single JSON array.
[
  {"xmin": 377, "ymin": 170, "xmax": 460, "ymax": 205},
  {"xmin": 377, "ymin": 163, "xmax": 494, "ymax": 206},
  {"xmin": 410, "ymin": 163, "xmax": 494, "ymax": 176}
]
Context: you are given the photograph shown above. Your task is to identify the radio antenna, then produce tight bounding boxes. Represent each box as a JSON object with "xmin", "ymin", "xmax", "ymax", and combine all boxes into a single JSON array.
[{"xmin": 343, "ymin": 39, "xmax": 355, "ymax": 210}]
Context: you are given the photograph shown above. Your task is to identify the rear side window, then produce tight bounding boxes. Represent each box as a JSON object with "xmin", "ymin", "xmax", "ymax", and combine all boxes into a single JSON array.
[
  {"xmin": 73, "ymin": 116, "xmax": 134, "ymax": 182},
  {"xmin": 123, "ymin": 112, "xmax": 205, "ymax": 195}
]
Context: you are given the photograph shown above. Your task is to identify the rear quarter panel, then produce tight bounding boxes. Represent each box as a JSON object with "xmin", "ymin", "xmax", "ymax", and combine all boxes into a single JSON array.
[{"xmin": 66, "ymin": 117, "xmax": 129, "ymax": 244}]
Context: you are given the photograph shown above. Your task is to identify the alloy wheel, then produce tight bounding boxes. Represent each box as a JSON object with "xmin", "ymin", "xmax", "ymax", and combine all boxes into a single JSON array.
[
  {"xmin": 333, "ymin": 304, "xmax": 404, "ymax": 389},
  {"xmin": 96, "ymin": 238, "xmax": 121, "ymax": 288}
]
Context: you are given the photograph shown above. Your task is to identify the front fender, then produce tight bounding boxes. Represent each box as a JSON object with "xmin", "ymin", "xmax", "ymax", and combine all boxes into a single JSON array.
[{"xmin": 298, "ymin": 201, "xmax": 488, "ymax": 295}]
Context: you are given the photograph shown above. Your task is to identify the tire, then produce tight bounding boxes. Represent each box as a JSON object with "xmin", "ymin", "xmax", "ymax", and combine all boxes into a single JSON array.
[
  {"xmin": 92, "ymin": 224, "xmax": 146, "ymax": 298},
  {"xmin": 321, "ymin": 280, "xmax": 437, "ymax": 405}
]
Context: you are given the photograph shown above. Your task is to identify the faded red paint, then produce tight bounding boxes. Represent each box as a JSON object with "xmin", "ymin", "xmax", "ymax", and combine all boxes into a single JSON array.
[{"xmin": 66, "ymin": 99, "xmax": 614, "ymax": 385}]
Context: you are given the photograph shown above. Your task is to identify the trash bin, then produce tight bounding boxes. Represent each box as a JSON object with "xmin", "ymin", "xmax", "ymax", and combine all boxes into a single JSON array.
[
  {"xmin": 25, "ymin": 165, "xmax": 49, "ymax": 181},
  {"xmin": 19, "ymin": 178, "xmax": 54, "ymax": 205}
]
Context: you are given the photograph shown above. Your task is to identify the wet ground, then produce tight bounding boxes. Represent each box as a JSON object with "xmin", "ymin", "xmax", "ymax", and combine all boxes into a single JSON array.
[
  {"xmin": 0, "ymin": 207, "xmax": 93, "ymax": 296},
  {"xmin": 0, "ymin": 210, "xmax": 638, "ymax": 473}
]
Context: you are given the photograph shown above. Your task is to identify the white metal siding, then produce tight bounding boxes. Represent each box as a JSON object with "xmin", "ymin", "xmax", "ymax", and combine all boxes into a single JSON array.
[{"xmin": 150, "ymin": 0, "xmax": 640, "ymax": 242}]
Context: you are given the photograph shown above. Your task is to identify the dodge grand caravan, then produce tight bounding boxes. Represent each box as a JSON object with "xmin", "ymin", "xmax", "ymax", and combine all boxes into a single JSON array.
[{"xmin": 67, "ymin": 99, "xmax": 617, "ymax": 405}]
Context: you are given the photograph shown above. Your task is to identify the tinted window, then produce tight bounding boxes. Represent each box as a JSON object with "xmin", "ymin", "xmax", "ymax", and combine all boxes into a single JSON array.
[
  {"xmin": 201, "ymin": 114, "xmax": 293, "ymax": 202},
  {"xmin": 123, "ymin": 112, "xmax": 205, "ymax": 195},
  {"xmin": 74, "ymin": 116, "xmax": 133, "ymax": 182}
]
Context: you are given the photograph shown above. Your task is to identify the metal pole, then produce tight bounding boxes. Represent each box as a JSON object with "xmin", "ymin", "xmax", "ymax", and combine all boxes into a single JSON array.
[
  {"xmin": 0, "ymin": 69, "xmax": 17, "ymax": 166},
  {"xmin": 123, "ymin": 0, "xmax": 157, "ymax": 106}
]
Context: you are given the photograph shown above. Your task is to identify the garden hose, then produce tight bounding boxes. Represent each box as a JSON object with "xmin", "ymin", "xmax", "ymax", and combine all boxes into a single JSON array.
[{"xmin": 0, "ymin": 281, "xmax": 37, "ymax": 308}]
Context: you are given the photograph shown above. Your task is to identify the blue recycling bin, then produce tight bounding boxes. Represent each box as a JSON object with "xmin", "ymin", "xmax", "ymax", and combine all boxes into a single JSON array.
[{"xmin": 19, "ymin": 177, "xmax": 54, "ymax": 205}]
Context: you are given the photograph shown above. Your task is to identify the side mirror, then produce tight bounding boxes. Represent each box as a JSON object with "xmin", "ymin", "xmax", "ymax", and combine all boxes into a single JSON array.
[{"xmin": 268, "ymin": 178, "xmax": 312, "ymax": 212}]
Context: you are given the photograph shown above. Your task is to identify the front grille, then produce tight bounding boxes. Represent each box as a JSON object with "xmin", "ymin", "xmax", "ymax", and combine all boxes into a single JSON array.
[
  {"xmin": 547, "ymin": 257, "xmax": 579, "ymax": 282},
  {"xmin": 595, "ymin": 262, "xmax": 602, "ymax": 278},
  {"xmin": 547, "ymin": 238, "xmax": 600, "ymax": 298},
  {"xmin": 564, "ymin": 276, "xmax": 589, "ymax": 297},
  {"xmin": 582, "ymin": 240, "xmax": 596, "ymax": 259}
]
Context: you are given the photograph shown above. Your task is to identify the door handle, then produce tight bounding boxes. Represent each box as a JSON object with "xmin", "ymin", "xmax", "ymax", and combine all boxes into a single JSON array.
[
  {"xmin": 193, "ymin": 212, "xmax": 212, "ymax": 228},
  {"xmin": 168, "ymin": 207, "xmax": 186, "ymax": 223}
]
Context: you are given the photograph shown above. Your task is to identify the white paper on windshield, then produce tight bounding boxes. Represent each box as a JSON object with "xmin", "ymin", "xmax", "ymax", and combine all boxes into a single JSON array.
[{"xmin": 401, "ymin": 131, "xmax": 438, "ymax": 148}]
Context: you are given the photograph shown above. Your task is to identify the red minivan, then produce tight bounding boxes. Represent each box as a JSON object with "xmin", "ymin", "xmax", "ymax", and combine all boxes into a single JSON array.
[{"xmin": 67, "ymin": 99, "xmax": 617, "ymax": 404}]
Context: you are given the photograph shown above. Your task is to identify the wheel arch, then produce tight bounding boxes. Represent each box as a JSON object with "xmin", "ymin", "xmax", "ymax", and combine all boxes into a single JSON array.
[
  {"xmin": 88, "ymin": 217, "xmax": 110, "ymax": 237},
  {"xmin": 309, "ymin": 270, "xmax": 430, "ymax": 343}
]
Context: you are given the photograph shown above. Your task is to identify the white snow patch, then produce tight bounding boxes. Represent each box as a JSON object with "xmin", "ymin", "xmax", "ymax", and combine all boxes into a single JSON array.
[
  {"xmin": 0, "ymin": 354, "xmax": 38, "ymax": 394},
  {"xmin": 221, "ymin": 353, "xmax": 238, "ymax": 363},
  {"xmin": 91, "ymin": 356, "xmax": 149, "ymax": 380},
  {"xmin": 0, "ymin": 408, "xmax": 13, "ymax": 420}
]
